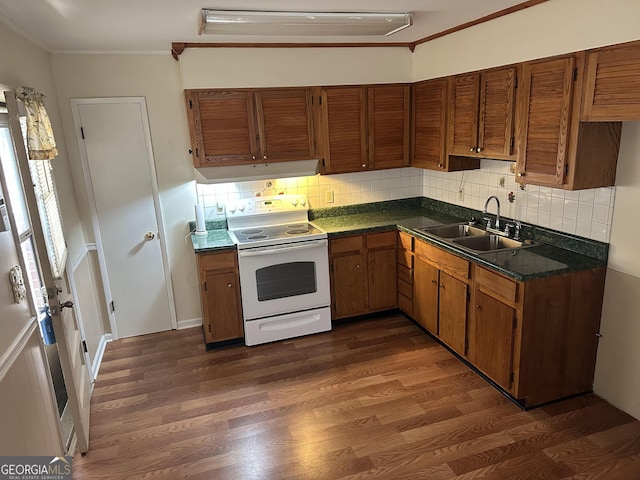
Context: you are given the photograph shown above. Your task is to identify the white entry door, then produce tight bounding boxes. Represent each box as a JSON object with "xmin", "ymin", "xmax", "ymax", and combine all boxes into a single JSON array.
[
  {"xmin": 4, "ymin": 91, "xmax": 91, "ymax": 453},
  {"xmin": 72, "ymin": 98, "xmax": 175, "ymax": 338}
]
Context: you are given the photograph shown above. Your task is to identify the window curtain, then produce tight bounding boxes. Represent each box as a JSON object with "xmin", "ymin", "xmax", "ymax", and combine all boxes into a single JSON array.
[{"xmin": 17, "ymin": 86, "xmax": 58, "ymax": 160}]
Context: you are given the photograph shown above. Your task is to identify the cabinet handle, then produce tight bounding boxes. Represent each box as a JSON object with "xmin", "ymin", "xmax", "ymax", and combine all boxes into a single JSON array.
[
  {"xmin": 263, "ymin": 155, "xmax": 267, "ymax": 160},
  {"xmin": 356, "ymin": 264, "xmax": 360, "ymax": 269},
  {"xmin": 438, "ymin": 163, "xmax": 443, "ymax": 168},
  {"xmin": 252, "ymin": 155, "xmax": 256, "ymax": 160},
  {"xmin": 476, "ymin": 147, "xmax": 482, "ymax": 153},
  {"xmin": 469, "ymin": 147, "xmax": 474, "ymax": 152},
  {"xmin": 227, "ymin": 283, "xmax": 232, "ymax": 288},
  {"xmin": 475, "ymin": 304, "xmax": 481, "ymax": 310},
  {"xmin": 517, "ymin": 172, "xmax": 525, "ymax": 177},
  {"xmin": 431, "ymin": 279, "xmax": 437, "ymax": 285},
  {"xmin": 439, "ymin": 284, "xmax": 445, "ymax": 289},
  {"xmin": 361, "ymin": 163, "xmax": 366, "ymax": 168}
]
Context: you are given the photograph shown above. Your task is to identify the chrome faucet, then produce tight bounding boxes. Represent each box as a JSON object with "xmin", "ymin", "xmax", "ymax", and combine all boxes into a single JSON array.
[{"xmin": 483, "ymin": 195, "xmax": 501, "ymax": 231}]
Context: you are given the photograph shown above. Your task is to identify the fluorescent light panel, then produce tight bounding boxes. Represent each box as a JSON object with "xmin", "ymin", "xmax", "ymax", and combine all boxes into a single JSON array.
[{"xmin": 199, "ymin": 10, "xmax": 412, "ymax": 37}]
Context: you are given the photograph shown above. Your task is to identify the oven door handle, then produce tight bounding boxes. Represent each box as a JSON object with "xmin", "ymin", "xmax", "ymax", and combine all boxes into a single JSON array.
[{"xmin": 238, "ymin": 239, "xmax": 328, "ymax": 257}]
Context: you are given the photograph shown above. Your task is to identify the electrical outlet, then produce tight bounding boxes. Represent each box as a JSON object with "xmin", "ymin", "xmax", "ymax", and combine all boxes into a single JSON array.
[
  {"xmin": 326, "ymin": 190, "xmax": 335, "ymax": 203},
  {"xmin": 458, "ymin": 188, "xmax": 464, "ymax": 201},
  {"xmin": 499, "ymin": 176, "xmax": 506, "ymax": 188}
]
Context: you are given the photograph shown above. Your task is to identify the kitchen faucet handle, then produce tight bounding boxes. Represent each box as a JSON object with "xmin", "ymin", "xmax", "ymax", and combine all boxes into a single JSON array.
[{"xmin": 482, "ymin": 217, "xmax": 493, "ymax": 229}]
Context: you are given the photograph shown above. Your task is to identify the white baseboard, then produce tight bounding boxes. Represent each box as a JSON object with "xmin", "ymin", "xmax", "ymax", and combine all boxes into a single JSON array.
[{"xmin": 177, "ymin": 318, "xmax": 202, "ymax": 330}]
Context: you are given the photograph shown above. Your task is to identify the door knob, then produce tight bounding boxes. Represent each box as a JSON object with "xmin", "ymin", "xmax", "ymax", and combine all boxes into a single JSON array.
[{"xmin": 145, "ymin": 232, "xmax": 155, "ymax": 241}]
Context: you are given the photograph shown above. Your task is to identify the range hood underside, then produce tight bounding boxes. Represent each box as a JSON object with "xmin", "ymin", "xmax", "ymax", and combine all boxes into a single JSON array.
[{"xmin": 194, "ymin": 159, "xmax": 320, "ymax": 184}]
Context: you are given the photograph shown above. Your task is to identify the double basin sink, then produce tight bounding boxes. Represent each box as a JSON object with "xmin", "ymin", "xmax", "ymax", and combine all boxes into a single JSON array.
[{"xmin": 417, "ymin": 223, "xmax": 535, "ymax": 253}]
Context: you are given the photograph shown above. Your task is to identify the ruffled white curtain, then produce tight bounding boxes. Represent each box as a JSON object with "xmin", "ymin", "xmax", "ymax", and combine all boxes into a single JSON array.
[{"xmin": 17, "ymin": 86, "xmax": 58, "ymax": 160}]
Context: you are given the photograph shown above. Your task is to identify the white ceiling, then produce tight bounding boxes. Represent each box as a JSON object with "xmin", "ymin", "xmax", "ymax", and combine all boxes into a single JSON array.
[{"xmin": 0, "ymin": 0, "xmax": 534, "ymax": 53}]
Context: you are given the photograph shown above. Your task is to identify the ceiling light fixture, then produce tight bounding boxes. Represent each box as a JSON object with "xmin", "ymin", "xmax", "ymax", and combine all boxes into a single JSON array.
[{"xmin": 198, "ymin": 10, "xmax": 413, "ymax": 37}]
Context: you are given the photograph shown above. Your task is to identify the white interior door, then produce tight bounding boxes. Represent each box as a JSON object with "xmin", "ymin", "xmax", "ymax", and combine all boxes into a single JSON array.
[
  {"xmin": 4, "ymin": 91, "xmax": 90, "ymax": 453},
  {"xmin": 72, "ymin": 98, "xmax": 175, "ymax": 338}
]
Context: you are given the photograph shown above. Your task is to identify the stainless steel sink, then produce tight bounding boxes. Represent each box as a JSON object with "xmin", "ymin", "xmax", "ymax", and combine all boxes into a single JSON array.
[
  {"xmin": 419, "ymin": 223, "xmax": 487, "ymax": 239},
  {"xmin": 451, "ymin": 235, "xmax": 529, "ymax": 252}
]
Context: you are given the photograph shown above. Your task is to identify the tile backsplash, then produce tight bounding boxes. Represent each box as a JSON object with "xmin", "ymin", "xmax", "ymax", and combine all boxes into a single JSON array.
[{"xmin": 196, "ymin": 161, "xmax": 615, "ymax": 243}]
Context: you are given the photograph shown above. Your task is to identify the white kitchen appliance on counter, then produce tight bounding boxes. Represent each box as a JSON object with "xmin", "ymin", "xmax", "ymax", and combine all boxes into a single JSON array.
[{"xmin": 227, "ymin": 194, "xmax": 331, "ymax": 346}]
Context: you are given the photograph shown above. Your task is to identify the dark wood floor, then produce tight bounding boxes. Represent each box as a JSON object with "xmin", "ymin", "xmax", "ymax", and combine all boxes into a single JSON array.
[{"xmin": 73, "ymin": 314, "xmax": 640, "ymax": 479}]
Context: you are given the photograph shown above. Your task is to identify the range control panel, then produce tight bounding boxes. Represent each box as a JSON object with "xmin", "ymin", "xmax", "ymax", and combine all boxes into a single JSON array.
[{"xmin": 226, "ymin": 194, "xmax": 308, "ymax": 216}]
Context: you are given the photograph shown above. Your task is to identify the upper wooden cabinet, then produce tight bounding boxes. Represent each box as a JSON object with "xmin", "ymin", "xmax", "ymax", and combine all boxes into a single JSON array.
[
  {"xmin": 412, "ymin": 78, "xmax": 448, "ymax": 170},
  {"xmin": 448, "ymin": 67, "xmax": 517, "ymax": 160},
  {"xmin": 412, "ymin": 78, "xmax": 480, "ymax": 172},
  {"xmin": 515, "ymin": 54, "xmax": 622, "ymax": 190},
  {"xmin": 320, "ymin": 84, "xmax": 410, "ymax": 174},
  {"xmin": 185, "ymin": 87, "xmax": 315, "ymax": 167},
  {"xmin": 515, "ymin": 57, "xmax": 575, "ymax": 187},
  {"xmin": 583, "ymin": 40, "xmax": 640, "ymax": 121}
]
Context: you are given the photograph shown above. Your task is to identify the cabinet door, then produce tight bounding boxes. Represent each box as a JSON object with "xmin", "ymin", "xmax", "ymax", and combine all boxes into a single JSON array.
[
  {"xmin": 413, "ymin": 257, "xmax": 439, "ymax": 334},
  {"xmin": 515, "ymin": 57, "xmax": 575, "ymax": 187},
  {"xmin": 412, "ymin": 79, "xmax": 448, "ymax": 170},
  {"xmin": 471, "ymin": 290, "xmax": 516, "ymax": 391},
  {"xmin": 368, "ymin": 84, "xmax": 410, "ymax": 170},
  {"xmin": 478, "ymin": 67, "xmax": 517, "ymax": 159},
  {"xmin": 185, "ymin": 90, "xmax": 259, "ymax": 167},
  {"xmin": 321, "ymin": 87, "xmax": 368, "ymax": 174},
  {"xmin": 332, "ymin": 253, "xmax": 368, "ymax": 318},
  {"xmin": 255, "ymin": 88, "xmax": 316, "ymax": 162},
  {"xmin": 438, "ymin": 272, "xmax": 467, "ymax": 356},
  {"xmin": 368, "ymin": 248, "xmax": 397, "ymax": 311},
  {"xmin": 202, "ymin": 271, "xmax": 244, "ymax": 344},
  {"xmin": 448, "ymin": 73, "xmax": 480, "ymax": 156},
  {"xmin": 583, "ymin": 42, "xmax": 640, "ymax": 121}
]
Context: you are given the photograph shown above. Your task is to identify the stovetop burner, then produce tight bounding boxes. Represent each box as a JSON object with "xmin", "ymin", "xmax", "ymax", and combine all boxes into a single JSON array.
[
  {"xmin": 286, "ymin": 228, "xmax": 311, "ymax": 235},
  {"xmin": 247, "ymin": 234, "xmax": 269, "ymax": 240},
  {"xmin": 240, "ymin": 228, "xmax": 264, "ymax": 235}
]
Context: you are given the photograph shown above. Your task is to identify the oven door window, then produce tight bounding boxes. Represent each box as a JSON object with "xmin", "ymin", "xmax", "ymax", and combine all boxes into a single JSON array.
[{"xmin": 256, "ymin": 261, "xmax": 317, "ymax": 301}]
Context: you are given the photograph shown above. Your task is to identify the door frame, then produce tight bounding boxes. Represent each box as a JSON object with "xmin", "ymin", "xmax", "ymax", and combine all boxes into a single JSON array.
[{"xmin": 70, "ymin": 97, "xmax": 177, "ymax": 339}]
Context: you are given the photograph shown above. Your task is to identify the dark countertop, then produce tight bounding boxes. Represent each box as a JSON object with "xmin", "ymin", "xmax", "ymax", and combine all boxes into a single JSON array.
[
  {"xmin": 191, "ymin": 197, "xmax": 607, "ymax": 281},
  {"xmin": 310, "ymin": 201, "xmax": 607, "ymax": 282},
  {"xmin": 190, "ymin": 229, "xmax": 236, "ymax": 253}
]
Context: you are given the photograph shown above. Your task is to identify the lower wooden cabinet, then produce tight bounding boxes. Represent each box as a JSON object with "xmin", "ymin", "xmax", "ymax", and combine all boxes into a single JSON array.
[
  {"xmin": 401, "ymin": 231, "xmax": 605, "ymax": 407},
  {"xmin": 330, "ymin": 231, "xmax": 397, "ymax": 320},
  {"xmin": 469, "ymin": 265, "xmax": 606, "ymax": 407},
  {"xmin": 413, "ymin": 239, "xmax": 470, "ymax": 356},
  {"xmin": 397, "ymin": 232, "xmax": 414, "ymax": 315},
  {"xmin": 196, "ymin": 250, "xmax": 244, "ymax": 347}
]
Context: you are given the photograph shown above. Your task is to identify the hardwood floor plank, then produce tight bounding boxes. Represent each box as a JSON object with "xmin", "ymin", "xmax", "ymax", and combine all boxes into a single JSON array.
[{"xmin": 73, "ymin": 315, "xmax": 640, "ymax": 480}]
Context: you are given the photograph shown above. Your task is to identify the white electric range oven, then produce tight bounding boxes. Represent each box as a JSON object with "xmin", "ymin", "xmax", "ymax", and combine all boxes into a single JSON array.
[{"xmin": 227, "ymin": 194, "xmax": 331, "ymax": 346}]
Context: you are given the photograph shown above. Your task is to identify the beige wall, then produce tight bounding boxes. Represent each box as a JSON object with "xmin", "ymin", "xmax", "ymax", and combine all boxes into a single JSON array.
[
  {"xmin": 180, "ymin": 47, "xmax": 412, "ymax": 89},
  {"xmin": 51, "ymin": 53, "xmax": 199, "ymax": 324},
  {"xmin": 593, "ymin": 122, "xmax": 640, "ymax": 418},
  {"xmin": 412, "ymin": 0, "xmax": 640, "ymax": 80},
  {"xmin": 411, "ymin": 0, "xmax": 640, "ymax": 419}
]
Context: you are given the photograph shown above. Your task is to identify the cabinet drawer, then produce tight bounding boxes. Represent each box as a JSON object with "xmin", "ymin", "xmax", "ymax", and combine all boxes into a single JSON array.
[
  {"xmin": 476, "ymin": 267, "xmax": 519, "ymax": 304},
  {"xmin": 398, "ymin": 232, "xmax": 414, "ymax": 252},
  {"xmin": 398, "ymin": 250, "xmax": 414, "ymax": 269},
  {"xmin": 398, "ymin": 294, "xmax": 413, "ymax": 315},
  {"xmin": 398, "ymin": 264, "xmax": 413, "ymax": 284},
  {"xmin": 366, "ymin": 231, "xmax": 397, "ymax": 250},
  {"xmin": 331, "ymin": 235, "xmax": 363, "ymax": 255},
  {"xmin": 398, "ymin": 278, "xmax": 413, "ymax": 299},
  {"xmin": 415, "ymin": 240, "xmax": 469, "ymax": 281},
  {"xmin": 198, "ymin": 251, "xmax": 237, "ymax": 273}
]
